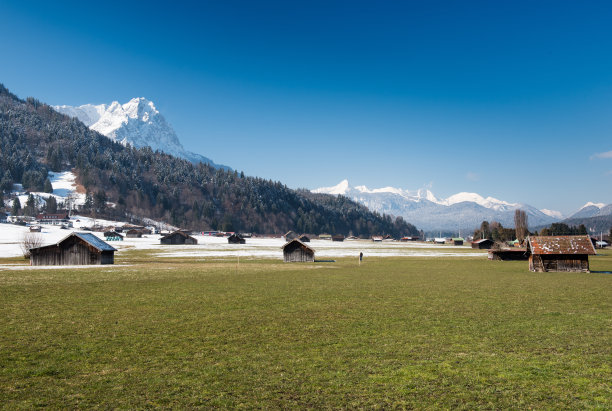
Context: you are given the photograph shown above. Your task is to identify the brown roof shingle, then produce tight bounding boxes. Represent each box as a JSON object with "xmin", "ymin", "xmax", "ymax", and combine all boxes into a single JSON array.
[{"xmin": 527, "ymin": 235, "xmax": 596, "ymax": 255}]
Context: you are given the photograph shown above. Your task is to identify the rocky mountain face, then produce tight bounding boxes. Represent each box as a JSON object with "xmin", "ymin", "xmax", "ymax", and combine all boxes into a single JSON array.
[
  {"xmin": 54, "ymin": 98, "xmax": 229, "ymax": 169},
  {"xmin": 314, "ymin": 180, "xmax": 561, "ymax": 233}
]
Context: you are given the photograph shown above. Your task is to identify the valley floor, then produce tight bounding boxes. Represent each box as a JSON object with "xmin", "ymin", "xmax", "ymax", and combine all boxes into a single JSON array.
[{"xmin": 0, "ymin": 251, "xmax": 610, "ymax": 408}]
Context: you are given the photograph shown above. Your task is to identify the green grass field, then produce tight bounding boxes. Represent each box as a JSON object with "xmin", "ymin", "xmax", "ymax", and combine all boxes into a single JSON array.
[{"xmin": 1, "ymin": 250, "xmax": 611, "ymax": 408}]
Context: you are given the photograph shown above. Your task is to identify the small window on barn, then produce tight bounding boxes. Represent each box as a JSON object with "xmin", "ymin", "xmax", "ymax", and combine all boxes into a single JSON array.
[{"xmin": 90, "ymin": 253, "xmax": 97, "ymax": 263}]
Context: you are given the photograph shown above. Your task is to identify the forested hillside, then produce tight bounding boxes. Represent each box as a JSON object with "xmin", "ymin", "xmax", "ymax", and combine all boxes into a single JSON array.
[{"xmin": 0, "ymin": 84, "xmax": 418, "ymax": 236}]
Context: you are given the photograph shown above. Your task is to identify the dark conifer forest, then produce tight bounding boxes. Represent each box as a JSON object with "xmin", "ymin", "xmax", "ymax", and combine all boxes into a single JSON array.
[{"xmin": 0, "ymin": 84, "xmax": 418, "ymax": 236}]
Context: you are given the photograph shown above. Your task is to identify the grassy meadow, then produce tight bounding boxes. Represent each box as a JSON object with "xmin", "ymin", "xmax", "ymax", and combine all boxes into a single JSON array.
[{"xmin": 1, "ymin": 249, "xmax": 611, "ymax": 408}]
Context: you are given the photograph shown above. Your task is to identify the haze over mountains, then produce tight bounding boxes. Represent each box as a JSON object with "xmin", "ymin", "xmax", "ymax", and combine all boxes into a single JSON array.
[
  {"xmin": 54, "ymin": 98, "xmax": 229, "ymax": 170},
  {"xmin": 313, "ymin": 180, "xmax": 611, "ymax": 233}
]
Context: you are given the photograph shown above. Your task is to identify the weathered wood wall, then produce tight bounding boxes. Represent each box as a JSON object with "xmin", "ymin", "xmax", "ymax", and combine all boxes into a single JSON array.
[
  {"xmin": 31, "ymin": 242, "xmax": 113, "ymax": 266},
  {"xmin": 283, "ymin": 247, "xmax": 314, "ymax": 262},
  {"xmin": 529, "ymin": 255, "xmax": 590, "ymax": 272}
]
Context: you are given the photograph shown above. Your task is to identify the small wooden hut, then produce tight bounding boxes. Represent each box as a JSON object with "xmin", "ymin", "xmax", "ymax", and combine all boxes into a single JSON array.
[
  {"xmin": 160, "ymin": 231, "xmax": 198, "ymax": 245},
  {"xmin": 319, "ymin": 234, "xmax": 332, "ymax": 240},
  {"xmin": 332, "ymin": 234, "xmax": 345, "ymax": 242},
  {"xmin": 452, "ymin": 237, "xmax": 464, "ymax": 246},
  {"xmin": 228, "ymin": 233, "xmax": 246, "ymax": 244},
  {"xmin": 284, "ymin": 231, "xmax": 298, "ymax": 242},
  {"xmin": 526, "ymin": 235, "xmax": 596, "ymax": 273},
  {"xmin": 282, "ymin": 239, "xmax": 315, "ymax": 262},
  {"xmin": 125, "ymin": 229, "xmax": 142, "ymax": 238},
  {"xmin": 488, "ymin": 248, "xmax": 529, "ymax": 261},
  {"xmin": 30, "ymin": 232, "xmax": 116, "ymax": 266},
  {"xmin": 472, "ymin": 239, "xmax": 494, "ymax": 249}
]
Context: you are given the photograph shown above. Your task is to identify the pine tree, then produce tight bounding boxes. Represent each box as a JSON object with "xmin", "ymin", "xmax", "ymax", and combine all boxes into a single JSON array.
[
  {"xmin": 46, "ymin": 196, "xmax": 58, "ymax": 213},
  {"xmin": 43, "ymin": 178, "xmax": 53, "ymax": 193},
  {"xmin": 12, "ymin": 197, "xmax": 21, "ymax": 216}
]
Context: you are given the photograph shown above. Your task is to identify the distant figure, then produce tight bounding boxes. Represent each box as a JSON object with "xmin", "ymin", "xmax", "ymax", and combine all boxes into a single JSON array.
[{"xmin": 359, "ymin": 252, "xmax": 363, "ymax": 265}]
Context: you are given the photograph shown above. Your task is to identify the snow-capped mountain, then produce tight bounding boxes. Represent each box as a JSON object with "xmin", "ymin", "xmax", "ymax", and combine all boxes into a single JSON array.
[
  {"xmin": 54, "ymin": 98, "xmax": 229, "ymax": 169},
  {"xmin": 567, "ymin": 202, "xmax": 608, "ymax": 219},
  {"xmin": 313, "ymin": 180, "xmax": 561, "ymax": 232}
]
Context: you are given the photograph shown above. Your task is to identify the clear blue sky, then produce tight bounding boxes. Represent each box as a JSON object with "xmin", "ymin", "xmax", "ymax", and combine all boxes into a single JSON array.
[{"xmin": 1, "ymin": 0, "xmax": 611, "ymax": 214}]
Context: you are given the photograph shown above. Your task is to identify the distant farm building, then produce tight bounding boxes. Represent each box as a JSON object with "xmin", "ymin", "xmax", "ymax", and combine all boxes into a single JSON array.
[
  {"xmin": 452, "ymin": 237, "xmax": 464, "ymax": 246},
  {"xmin": 160, "ymin": 231, "xmax": 198, "ymax": 245},
  {"xmin": 29, "ymin": 225, "xmax": 41, "ymax": 233},
  {"xmin": 284, "ymin": 231, "xmax": 298, "ymax": 242},
  {"xmin": 282, "ymin": 239, "xmax": 315, "ymax": 262},
  {"xmin": 332, "ymin": 234, "xmax": 345, "ymax": 242},
  {"xmin": 36, "ymin": 213, "xmax": 69, "ymax": 225},
  {"xmin": 434, "ymin": 238, "xmax": 446, "ymax": 244},
  {"xmin": 400, "ymin": 236, "xmax": 419, "ymax": 242},
  {"xmin": 125, "ymin": 229, "xmax": 142, "ymax": 238},
  {"xmin": 228, "ymin": 233, "xmax": 246, "ymax": 244},
  {"xmin": 488, "ymin": 248, "xmax": 529, "ymax": 261},
  {"xmin": 104, "ymin": 231, "xmax": 123, "ymax": 241},
  {"xmin": 472, "ymin": 239, "xmax": 494, "ymax": 249},
  {"xmin": 30, "ymin": 232, "xmax": 116, "ymax": 266},
  {"xmin": 298, "ymin": 234, "xmax": 311, "ymax": 242},
  {"xmin": 526, "ymin": 235, "xmax": 596, "ymax": 273},
  {"xmin": 372, "ymin": 236, "xmax": 383, "ymax": 242},
  {"xmin": 319, "ymin": 234, "xmax": 332, "ymax": 240}
]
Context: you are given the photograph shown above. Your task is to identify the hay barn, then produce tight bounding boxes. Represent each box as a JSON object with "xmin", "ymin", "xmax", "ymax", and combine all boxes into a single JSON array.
[
  {"xmin": 160, "ymin": 231, "xmax": 198, "ymax": 245},
  {"xmin": 284, "ymin": 231, "xmax": 298, "ymax": 241},
  {"xmin": 298, "ymin": 234, "xmax": 310, "ymax": 242},
  {"xmin": 30, "ymin": 232, "xmax": 116, "ymax": 266},
  {"xmin": 125, "ymin": 229, "xmax": 142, "ymax": 238},
  {"xmin": 332, "ymin": 235, "xmax": 345, "ymax": 242},
  {"xmin": 282, "ymin": 239, "xmax": 315, "ymax": 262},
  {"xmin": 472, "ymin": 239, "xmax": 494, "ymax": 249},
  {"xmin": 228, "ymin": 233, "xmax": 246, "ymax": 244},
  {"xmin": 526, "ymin": 235, "xmax": 596, "ymax": 273},
  {"xmin": 488, "ymin": 248, "xmax": 529, "ymax": 261}
]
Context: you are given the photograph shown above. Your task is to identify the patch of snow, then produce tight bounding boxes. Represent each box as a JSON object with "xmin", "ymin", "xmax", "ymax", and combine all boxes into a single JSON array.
[{"xmin": 540, "ymin": 209, "xmax": 564, "ymax": 219}]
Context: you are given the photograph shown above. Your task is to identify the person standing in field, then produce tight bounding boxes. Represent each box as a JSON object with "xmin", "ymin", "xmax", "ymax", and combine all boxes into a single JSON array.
[{"xmin": 359, "ymin": 252, "xmax": 363, "ymax": 265}]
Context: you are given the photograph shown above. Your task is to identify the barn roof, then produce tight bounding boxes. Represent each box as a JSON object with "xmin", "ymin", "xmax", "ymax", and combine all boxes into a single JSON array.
[
  {"xmin": 281, "ymin": 239, "xmax": 315, "ymax": 253},
  {"xmin": 161, "ymin": 231, "xmax": 193, "ymax": 240},
  {"xmin": 473, "ymin": 239, "xmax": 493, "ymax": 244},
  {"xmin": 73, "ymin": 233, "xmax": 117, "ymax": 251},
  {"xmin": 527, "ymin": 235, "xmax": 596, "ymax": 256},
  {"xmin": 32, "ymin": 232, "xmax": 117, "ymax": 252}
]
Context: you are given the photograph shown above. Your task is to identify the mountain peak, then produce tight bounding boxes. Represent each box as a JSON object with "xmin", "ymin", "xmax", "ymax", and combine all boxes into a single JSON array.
[
  {"xmin": 581, "ymin": 201, "xmax": 605, "ymax": 209},
  {"xmin": 313, "ymin": 179, "xmax": 350, "ymax": 195},
  {"xmin": 53, "ymin": 98, "xmax": 229, "ymax": 170}
]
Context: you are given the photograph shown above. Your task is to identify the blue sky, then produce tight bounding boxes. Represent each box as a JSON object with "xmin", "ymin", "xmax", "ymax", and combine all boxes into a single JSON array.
[{"xmin": 1, "ymin": 0, "xmax": 611, "ymax": 214}]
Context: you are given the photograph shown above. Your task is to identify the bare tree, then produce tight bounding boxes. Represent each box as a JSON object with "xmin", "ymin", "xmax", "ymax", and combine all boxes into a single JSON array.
[
  {"xmin": 514, "ymin": 209, "xmax": 528, "ymax": 244},
  {"xmin": 20, "ymin": 232, "xmax": 43, "ymax": 259}
]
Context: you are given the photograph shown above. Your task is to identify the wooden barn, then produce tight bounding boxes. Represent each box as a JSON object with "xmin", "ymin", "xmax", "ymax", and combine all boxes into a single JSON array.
[
  {"xmin": 284, "ymin": 231, "xmax": 298, "ymax": 242},
  {"xmin": 472, "ymin": 239, "xmax": 494, "ymax": 249},
  {"xmin": 160, "ymin": 231, "xmax": 198, "ymax": 245},
  {"xmin": 488, "ymin": 248, "xmax": 529, "ymax": 261},
  {"xmin": 298, "ymin": 234, "xmax": 310, "ymax": 243},
  {"xmin": 472, "ymin": 238, "xmax": 495, "ymax": 250},
  {"xmin": 452, "ymin": 237, "xmax": 464, "ymax": 246},
  {"xmin": 282, "ymin": 239, "xmax": 315, "ymax": 262},
  {"xmin": 332, "ymin": 234, "xmax": 345, "ymax": 242},
  {"xmin": 526, "ymin": 235, "xmax": 596, "ymax": 273},
  {"xmin": 228, "ymin": 233, "xmax": 246, "ymax": 244},
  {"xmin": 125, "ymin": 229, "xmax": 142, "ymax": 238},
  {"xmin": 30, "ymin": 232, "xmax": 116, "ymax": 266}
]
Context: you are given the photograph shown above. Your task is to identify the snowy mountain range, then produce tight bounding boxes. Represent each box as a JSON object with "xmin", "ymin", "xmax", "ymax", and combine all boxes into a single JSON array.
[
  {"xmin": 54, "ymin": 98, "xmax": 229, "ymax": 169},
  {"xmin": 566, "ymin": 202, "xmax": 612, "ymax": 219},
  {"xmin": 313, "ymin": 180, "xmax": 564, "ymax": 232}
]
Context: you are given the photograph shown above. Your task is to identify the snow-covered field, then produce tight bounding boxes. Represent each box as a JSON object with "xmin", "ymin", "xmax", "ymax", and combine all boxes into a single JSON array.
[{"xmin": 0, "ymin": 221, "xmax": 485, "ymax": 264}]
